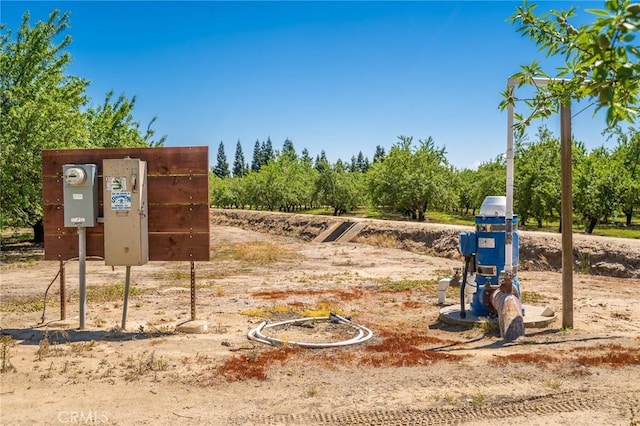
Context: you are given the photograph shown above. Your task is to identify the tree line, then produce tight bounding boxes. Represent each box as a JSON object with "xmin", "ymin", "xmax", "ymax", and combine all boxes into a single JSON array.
[
  {"xmin": 209, "ymin": 128, "xmax": 640, "ymax": 234},
  {"xmin": 2, "ymin": 3, "xmax": 638, "ymax": 240}
]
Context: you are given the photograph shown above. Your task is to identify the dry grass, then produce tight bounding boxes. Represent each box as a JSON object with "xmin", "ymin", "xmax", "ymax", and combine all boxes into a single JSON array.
[
  {"xmin": 0, "ymin": 295, "xmax": 46, "ymax": 313},
  {"xmin": 87, "ymin": 283, "xmax": 142, "ymax": 303},
  {"xmin": 353, "ymin": 233, "xmax": 402, "ymax": 249},
  {"xmin": 123, "ymin": 350, "xmax": 169, "ymax": 382},
  {"xmin": 240, "ymin": 302, "xmax": 344, "ymax": 318},
  {"xmin": 213, "ymin": 241, "xmax": 301, "ymax": 264},
  {"xmin": 251, "ymin": 288, "xmax": 364, "ymax": 302},
  {"xmin": 375, "ymin": 278, "xmax": 438, "ymax": 292},
  {"xmin": 1, "ymin": 335, "xmax": 16, "ymax": 373},
  {"xmin": 521, "ymin": 291, "xmax": 547, "ymax": 304}
]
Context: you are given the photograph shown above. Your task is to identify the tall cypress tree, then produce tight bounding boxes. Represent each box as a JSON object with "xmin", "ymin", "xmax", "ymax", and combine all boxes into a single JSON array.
[
  {"xmin": 214, "ymin": 140, "xmax": 230, "ymax": 178},
  {"xmin": 301, "ymin": 148, "xmax": 313, "ymax": 167},
  {"xmin": 373, "ymin": 145, "xmax": 386, "ymax": 163},
  {"xmin": 282, "ymin": 138, "xmax": 297, "ymax": 160},
  {"xmin": 233, "ymin": 139, "xmax": 246, "ymax": 177},
  {"xmin": 251, "ymin": 139, "xmax": 261, "ymax": 172},
  {"xmin": 261, "ymin": 136, "xmax": 274, "ymax": 166},
  {"xmin": 315, "ymin": 150, "xmax": 329, "ymax": 171}
]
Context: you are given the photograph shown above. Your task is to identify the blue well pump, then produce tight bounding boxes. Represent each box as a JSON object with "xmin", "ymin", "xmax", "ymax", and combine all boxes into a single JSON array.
[{"xmin": 458, "ymin": 196, "xmax": 521, "ymax": 318}]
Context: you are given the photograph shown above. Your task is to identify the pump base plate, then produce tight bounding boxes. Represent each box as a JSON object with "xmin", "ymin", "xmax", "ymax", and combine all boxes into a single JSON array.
[{"xmin": 438, "ymin": 304, "xmax": 556, "ymax": 328}]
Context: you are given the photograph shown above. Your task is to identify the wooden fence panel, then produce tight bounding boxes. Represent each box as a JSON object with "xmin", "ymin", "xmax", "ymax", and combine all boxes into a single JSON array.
[{"xmin": 42, "ymin": 147, "xmax": 210, "ymax": 261}]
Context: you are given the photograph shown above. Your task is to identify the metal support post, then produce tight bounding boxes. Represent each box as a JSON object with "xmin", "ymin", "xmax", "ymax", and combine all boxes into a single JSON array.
[
  {"xmin": 190, "ymin": 261, "xmax": 196, "ymax": 321},
  {"xmin": 60, "ymin": 260, "xmax": 66, "ymax": 320},
  {"xmin": 121, "ymin": 266, "xmax": 132, "ymax": 330},
  {"xmin": 78, "ymin": 227, "xmax": 87, "ymax": 330}
]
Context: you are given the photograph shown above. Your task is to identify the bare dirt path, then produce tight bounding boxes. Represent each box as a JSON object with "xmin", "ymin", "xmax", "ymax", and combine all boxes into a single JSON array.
[{"xmin": 1, "ymin": 221, "xmax": 639, "ymax": 425}]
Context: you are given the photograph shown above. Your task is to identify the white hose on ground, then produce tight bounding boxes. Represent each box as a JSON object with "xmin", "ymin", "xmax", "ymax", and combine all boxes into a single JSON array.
[{"xmin": 247, "ymin": 312, "xmax": 373, "ymax": 348}]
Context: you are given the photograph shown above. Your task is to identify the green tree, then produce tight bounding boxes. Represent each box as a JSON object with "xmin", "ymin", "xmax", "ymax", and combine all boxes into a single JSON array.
[
  {"xmin": 471, "ymin": 157, "xmax": 507, "ymax": 210},
  {"xmin": 240, "ymin": 152, "xmax": 315, "ymax": 212},
  {"xmin": 232, "ymin": 139, "xmax": 247, "ymax": 177},
  {"xmin": 1, "ymin": 10, "xmax": 164, "ymax": 240},
  {"xmin": 456, "ymin": 168, "xmax": 478, "ymax": 215},
  {"xmin": 282, "ymin": 138, "xmax": 297, "ymax": 160},
  {"xmin": 261, "ymin": 137, "xmax": 274, "ymax": 166},
  {"xmin": 373, "ymin": 145, "xmax": 386, "ymax": 163},
  {"xmin": 85, "ymin": 90, "xmax": 165, "ymax": 148},
  {"xmin": 315, "ymin": 150, "xmax": 328, "ymax": 171},
  {"xmin": 315, "ymin": 164, "xmax": 365, "ymax": 216},
  {"xmin": 514, "ymin": 127, "xmax": 561, "ymax": 227},
  {"xmin": 367, "ymin": 136, "xmax": 453, "ymax": 221},
  {"xmin": 348, "ymin": 153, "xmax": 368, "ymax": 173},
  {"xmin": 300, "ymin": 148, "xmax": 313, "ymax": 168},
  {"xmin": 209, "ymin": 174, "xmax": 233, "ymax": 208},
  {"xmin": 251, "ymin": 139, "xmax": 262, "ymax": 172},
  {"xmin": 503, "ymin": 0, "xmax": 639, "ymax": 130},
  {"xmin": 213, "ymin": 141, "xmax": 230, "ymax": 178},
  {"xmin": 611, "ymin": 126, "xmax": 640, "ymax": 225},
  {"xmin": 574, "ymin": 146, "xmax": 627, "ymax": 233},
  {"xmin": 0, "ymin": 11, "xmax": 88, "ymax": 236}
]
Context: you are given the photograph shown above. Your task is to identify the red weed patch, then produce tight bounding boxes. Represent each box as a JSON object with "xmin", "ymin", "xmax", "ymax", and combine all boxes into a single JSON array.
[
  {"xmin": 489, "ymin": 353, "xmax": 557, "ymax": 366},
  {"xmin": 359, "ymin": 329, "xmax": 461, "ymax": 367},
  {"xmin": 217, "ymin": 347, "xmax": 301, "ymax": 382},
  {"xmin": 573, "ymin": 344, "xmax": 640, "ymax": 368}
]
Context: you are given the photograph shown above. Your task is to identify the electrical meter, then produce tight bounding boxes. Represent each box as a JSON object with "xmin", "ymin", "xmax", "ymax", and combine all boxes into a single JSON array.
[{"xmin": 62, "ymin": 164, "xmax": 98, "ymax": 227}]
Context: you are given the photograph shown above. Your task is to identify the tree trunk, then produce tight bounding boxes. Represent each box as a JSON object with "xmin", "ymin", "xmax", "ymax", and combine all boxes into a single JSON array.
[
  {"xmin": 32, "ymin": 219, "xmax": 44, "ymax": 244},
  {"xmin": 624, "ymin": 206, "xmax": 633, "ymax": 227},
  {"xmin": 586, "ymin": 217, "xmax": 598, "ymax": 234},
  {"xmin": 537, "ymin": 218, "xmax": 543, "ymax": 228}
]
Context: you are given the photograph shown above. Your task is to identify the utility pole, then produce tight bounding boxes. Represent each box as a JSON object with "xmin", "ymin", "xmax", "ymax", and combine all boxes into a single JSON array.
[
  {"xmin": 560, "ymin": 100, "xmax": 573, "ymax": 328},
  {"xmin": 506, "ymin": 77, "xmax": 574, "ymax": 329}
]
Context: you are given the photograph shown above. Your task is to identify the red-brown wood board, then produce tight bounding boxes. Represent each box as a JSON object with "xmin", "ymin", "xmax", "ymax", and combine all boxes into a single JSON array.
[{"xmin": 41, "ymin": 147, "xmax": 210, "ymax": 261}]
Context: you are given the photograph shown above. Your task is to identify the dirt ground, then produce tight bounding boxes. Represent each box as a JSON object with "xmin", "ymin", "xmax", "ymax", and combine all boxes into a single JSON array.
[{"xmin": 1, "ymin": 212, "xmax": 639, "ymax": 425}]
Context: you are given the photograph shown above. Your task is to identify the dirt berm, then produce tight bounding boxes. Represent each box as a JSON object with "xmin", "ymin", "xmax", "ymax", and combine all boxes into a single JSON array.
[{"xmin": 211, "ymin": 209, "xmax": 640, "ymax": 278}]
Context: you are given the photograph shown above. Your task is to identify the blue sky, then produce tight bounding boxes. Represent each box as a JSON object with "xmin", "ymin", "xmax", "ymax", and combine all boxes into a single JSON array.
[{"xmin": 2, "ymin": 1, "xmax": 614, "ymax": 169}]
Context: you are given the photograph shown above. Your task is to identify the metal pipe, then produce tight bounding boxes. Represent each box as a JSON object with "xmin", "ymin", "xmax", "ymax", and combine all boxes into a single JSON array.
[
  {"xmin": 121, "ymin": 265, "xmax": 131, "ymax": 330},
  {"xmin": 190, "ymin": 261, "xmax": 196, "ymax": 321},
  {"xmin": 505, "ymin": 85, "xmax": 515, "ymax": 275},
  {"xmin": 59, "ymin": 260, "xmax": 66, "ymax": 320},
  {"xmin": 459, "ymin": 256, "xmax": 470, "ymax": 319},
  {"xmin": 78, "ymin": 227, "xmax": 86, "ymax": 330}
]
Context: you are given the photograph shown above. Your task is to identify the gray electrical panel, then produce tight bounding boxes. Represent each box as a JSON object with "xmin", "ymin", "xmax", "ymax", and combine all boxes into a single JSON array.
[
  {"xmin": 62, "ymin": 164, "xmax": 99, "ymax": 227},
  {"xmin": 103, "ymin": 158, "xmax": 149, "ymax": 266}
]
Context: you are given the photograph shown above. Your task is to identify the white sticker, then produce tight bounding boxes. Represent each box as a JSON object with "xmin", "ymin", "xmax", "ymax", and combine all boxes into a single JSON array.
[
  {"xmin": 111, "ymin": 192, "xmax": 132, "ymax": 211},
  {"xmin": 72, "ymin": 193, "xmax": 84, "ymax": 200},
  {"xmin": 71, "ymin": 217, "xmax": 86, "ymax": 223},
  {"xmin": 106, "ymin": 176, "xmax": 127, "ymax": 191},
  {"xmin": 478, "ymin": 237, "xmax": 495, "ymax": 249}
]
